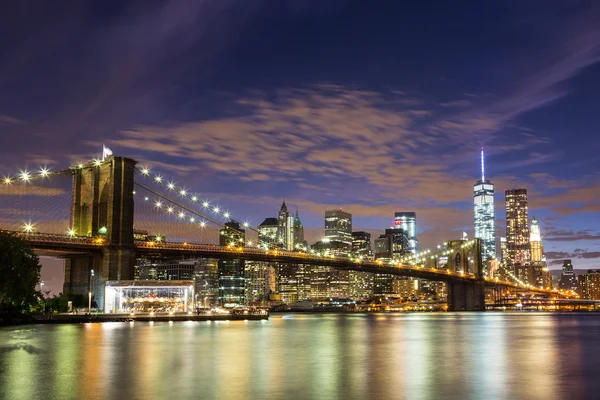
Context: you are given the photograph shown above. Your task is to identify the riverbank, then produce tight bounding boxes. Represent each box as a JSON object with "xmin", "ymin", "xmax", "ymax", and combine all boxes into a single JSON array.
[{"xmin": 1, "ymin": 312, "xmax": 268, "ymax": 326}]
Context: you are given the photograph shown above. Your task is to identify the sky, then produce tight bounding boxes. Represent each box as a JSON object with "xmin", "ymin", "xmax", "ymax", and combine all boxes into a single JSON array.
[{"xmin": 1, "ymin": 1, "xmax": 600, "ymax": 292}]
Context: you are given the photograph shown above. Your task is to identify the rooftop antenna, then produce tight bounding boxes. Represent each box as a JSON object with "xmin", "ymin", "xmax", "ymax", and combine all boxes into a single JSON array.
[{"xmin": 481, "ymin": 146, "xmax": 485, "ymax": 182}]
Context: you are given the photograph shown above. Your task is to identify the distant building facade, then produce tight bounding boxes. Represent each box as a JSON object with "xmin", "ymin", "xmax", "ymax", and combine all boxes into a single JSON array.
[
  {"xmin": 558, "ymin": 260, "xmax": 578, "ymax": 292},
  {"xmin": 505, "ymin": 188, "xmax": 530, "ymax": 265},
  {"xmin": 394, "ymin": 212, "xmax": 418, "ymax": 255},
  {"xmin": 578, "ymin": 271, "xmax": 600, "ymax": 300},
  {"xmin": 218, "ymin": 221, "xmax": 245, "ymax": 307},
  {"xmin": 325, "ymin": 209, "xmax": 353, "ymax": 249}
]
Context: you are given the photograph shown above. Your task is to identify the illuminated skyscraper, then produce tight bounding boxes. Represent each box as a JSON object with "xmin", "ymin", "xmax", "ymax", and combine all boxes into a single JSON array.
[
  {"xmin": 325, "ymin": 209, "xmax": 352, "ymax": 249},
  {"xmin": 530, "ymin": 217, "xmax": 544, "ymax": 263},
  {"xmin": 505, "ymin": 188, "xmax": 530, "ymax": 265},
  {"xmin": 277, "ymin": 202, "xmax": 294, "ymax": 250},
  {"xmin": 352, "ymin": 231, "xmax": 373, "ymax": 259},
  {"xmin": 473, "ymin": 149, "xmax": 496, "ymax": 261},
  {"xmin": 559, "ymin": 260, "xmax": 578, "ymax": 292},
  {"xmin": 293, "ymin": 209, "xmax": 306, "ymax": 250},
  {"xmin": 218, "ymin": 221, "xmax": 245, "ymax": 306},
  {"xmin": 393, "ymin": 212, "xmax": 417, "ymax": 255}
]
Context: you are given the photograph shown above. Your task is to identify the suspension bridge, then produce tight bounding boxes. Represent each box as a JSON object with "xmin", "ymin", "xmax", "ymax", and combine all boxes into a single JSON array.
[{"xmin": 0, "ymin": 154, "xmax": 571, "ymax": 311}]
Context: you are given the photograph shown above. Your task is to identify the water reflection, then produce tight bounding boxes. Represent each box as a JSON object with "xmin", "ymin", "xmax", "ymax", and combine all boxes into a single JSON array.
[{"xmin": 1, "ymin": 313, "xmax": 599, "ymax": 400}]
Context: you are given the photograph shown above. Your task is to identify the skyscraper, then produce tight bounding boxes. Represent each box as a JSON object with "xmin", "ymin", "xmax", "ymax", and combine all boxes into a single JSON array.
[
  {"xmin": 293, "ymin": 209, "xmax": 306, "ymax": 250},
  {"xmin": 505, "ymin": 188, "xmax": 530, "ymax": 265},
  {"xmin": 474, "ymin": 148, "xmax": 496, "ymax": 261},
  {"xmin": 394, "ymin": 212, "xmax": 417, "ymax": 255},
  {"xmin": 218, "ymin": 221, "xmax": 245, "ymax": 306},
  {"xmin": 559, "ymin": 260, "xmax": 578, "ymax": 292},
  {"xmin": 258, "ymin": 217, "xmax": 278, "ymax": 248},
  {"xmin": 530, "ymin": 217, "xmax": 544, "ymax": 263},
  {"xmin": 352, "ymin": 231, "xmax": 373, "ymax": 259},
  {"xmin": 325, "ymin": 209, "xmax": 352, "ymax": 248},
  {"xmin": 277, "ymin": 202, "xmax": 294, "ymax": 250}
]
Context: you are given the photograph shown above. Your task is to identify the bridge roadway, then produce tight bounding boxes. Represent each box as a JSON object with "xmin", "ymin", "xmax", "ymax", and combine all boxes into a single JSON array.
[{"xmin": 13, "ymin": 231, "xmax": 559, "ymax": 295}]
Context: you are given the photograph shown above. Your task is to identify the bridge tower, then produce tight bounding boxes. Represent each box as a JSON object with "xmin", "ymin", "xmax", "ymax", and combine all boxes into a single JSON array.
[
  {"xmin": 63, "ymin": 156, "xmax": 137, "ymax": 307},
  {"xmin": 445, "ymin": 239, "xmax": 486, "ymax": 311}
]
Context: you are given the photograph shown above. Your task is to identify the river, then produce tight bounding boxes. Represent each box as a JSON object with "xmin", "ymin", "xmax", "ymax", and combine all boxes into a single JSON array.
[{"xmin": 1, "ymin": 313, "xmax": 599, "ymax": 400}]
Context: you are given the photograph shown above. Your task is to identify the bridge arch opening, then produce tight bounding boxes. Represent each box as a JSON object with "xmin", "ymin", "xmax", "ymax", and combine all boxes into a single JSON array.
[{"xmin": 454, "ymin": 253, "xmax": 461, "ymax": 272}]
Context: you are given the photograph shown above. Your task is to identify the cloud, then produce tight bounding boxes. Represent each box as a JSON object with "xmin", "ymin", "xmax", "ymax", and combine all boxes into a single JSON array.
[
  {"xmin": 439, "ymin": 100, "xmax": 472, "ymax": 108},
  {"xmin": 0, "ymin": 114, "xmax": 24, "ymax": 126}
]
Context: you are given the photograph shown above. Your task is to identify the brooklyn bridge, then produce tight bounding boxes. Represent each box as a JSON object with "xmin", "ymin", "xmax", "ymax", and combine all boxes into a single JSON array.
[{"xmin": 0, "ymin": 154, "xmax": 570, "ymax": 311}]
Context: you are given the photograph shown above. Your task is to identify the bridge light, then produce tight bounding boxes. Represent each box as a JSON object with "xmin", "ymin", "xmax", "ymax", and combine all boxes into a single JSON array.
[
  {"xmin": 141, "ymin": 167, "xmax": 150, "ymax": 175},
  {"xmin": 167, "ymin": 182, "xmax": 175, "ymax": 190},
  {"xmin": 203, "ymin": 201, "xmax": 209, "ymax": 208},
  {"xmin": 166, "ymin": 207, "xmax": 174, "ymax": 213},
  {"xmin": 248, "ymin": 240, "xmax": 253, "ymax": 246},
  {"xmin": 23, "ymin": 222, "xmax": 34, "ymax": 233},
  {"xmin": 39, "ymin": 167, "xmax": 50, "ymax": 177},
  {"xmin": 179, "ymin": 189, "xmax": 187, "ymax": 196},
  {"xmin": 178, "ymin": 212, "xmax": 185, "ymax": 219},
  {"xmin": 189, "ymin": 217, "xmax": 195, "ymax": 223},
  {"xmin": 2, "ymin": 176, "xmax": 12, "ymax": 185},
  {"xmin": 213, "ymin": 206, "xmax": 220, "ymax": 213},
  {"xmin": 144, "ymin": 196, "xmax": 149, "ymax": 201},
  {"xmin": 20, "ymin": 171, "xmax": 31, "ymax": 182},
  {"xmin": 191, "ymin": 196, "xmax": 198, "ymax": 202},
  {"xmin": 154, "ymin": 175, "xmax": 162, "ymax": 183},
  {"xmin": 243, "ymin": 222, "xmax": 249, "ymax": 228},
  {"xmin": 155, "ymin": 201, "xmax": 163, "ymax": 208},
  {"xmin": 200, "ymin": 221, "xmax": 206, "ymax": 228},
  {"xmin": 224, "ymin": 212, "xmax": 230, "ymax": 219},
  {"xmin": 155, "ymin": 236, "xmax": 162, "ymax": 243},
  {"xmin": 78, "ymin": 163, "xmax": 84, "ymax": 169},
  {"xmin": 93, "ymin": 159, "xmax": 101, "ymax": 167},
  {"xmin": 67, "ymin": 228, "xmax": 76, "ymax": 237}
]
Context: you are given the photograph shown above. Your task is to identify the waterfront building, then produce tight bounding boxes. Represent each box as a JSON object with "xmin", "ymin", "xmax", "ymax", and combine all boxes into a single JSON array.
[
  {"xmin": 578, "ymin": 270, "xmax": 600, "ymax": 300},
  {"xmin": 194, "ymin": 258, "xmax": 219, "ymax": 307},
  {"xmin": 513, "ymin": 264, "xmax": 551, "ymax": 288},
  {"xmin": 393, "ymin": 278, "xmax": 419, "ymax": 299},
  {"xmin": 352, "ymin": 231, "xmax": 373, "ymax": 259},
  {"xmin": 473, "ymin": 149, "xmax": 496, "ymax": 261},
  {"xmin": 505, "ymin": 188, "xmax": 530, "ymax": 265},
  {"xmin": 349, "ymin": 271, "xmax": 374, "ymax": 300},
  {"xmin": 218, "ymin": 221, "xmax": 245, "ymax": 307},
  {"xmin": 325, "ymin": 209, "xmax": 353, "ymax": 249},
  {"xmin": 278, "ymin": 263, "xmax": 310, "ymax": 304},
  {"xmin": 244, "ymin": 262, "xmax": 270, "ymax": 305},
  {"xmin": 394, "ymin": 212, "xmax": 418, "ymax": 255},
  {"xmin": 559, "ymin": 260, "xmax": 578, "ymax": 292}
]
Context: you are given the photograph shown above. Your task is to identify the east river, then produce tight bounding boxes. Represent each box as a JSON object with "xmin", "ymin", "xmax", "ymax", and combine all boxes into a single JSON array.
[{"xmin": 1, "ymin": 313, "xmax": 599, "ymax": 400}]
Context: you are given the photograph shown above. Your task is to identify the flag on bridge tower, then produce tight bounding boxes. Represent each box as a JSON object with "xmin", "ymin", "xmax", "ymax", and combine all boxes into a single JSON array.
[{"xmin": 102, "ymin": 145, "xmax": 113, "ymax": 161}]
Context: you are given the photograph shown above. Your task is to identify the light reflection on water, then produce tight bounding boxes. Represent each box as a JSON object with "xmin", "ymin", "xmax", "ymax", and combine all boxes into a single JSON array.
[{"xmin": 1, "ymin": 313, "xmax": 600, "ymax": 400}]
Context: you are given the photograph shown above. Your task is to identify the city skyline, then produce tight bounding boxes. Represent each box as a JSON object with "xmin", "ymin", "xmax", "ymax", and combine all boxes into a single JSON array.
[{"xmin": 1, "ymin": 1, "xmax": 600, "ymax": 283}]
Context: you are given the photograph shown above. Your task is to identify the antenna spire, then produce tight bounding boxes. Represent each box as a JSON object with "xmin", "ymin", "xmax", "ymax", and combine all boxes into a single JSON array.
[{"xmin": 480, "ymin": 147, "xmax": 485, "ymax": 181}]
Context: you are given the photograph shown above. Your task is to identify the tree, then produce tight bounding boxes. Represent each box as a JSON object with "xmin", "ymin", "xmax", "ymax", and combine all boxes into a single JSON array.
[{"xmin": 0, "ymin": 231, "xmax": 42, "ymax": 314}]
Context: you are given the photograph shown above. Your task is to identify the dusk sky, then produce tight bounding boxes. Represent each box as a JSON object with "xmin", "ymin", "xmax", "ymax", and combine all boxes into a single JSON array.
[{"xmin": 1, "ymin": 1, "xmax": 600, "ymax": 291}]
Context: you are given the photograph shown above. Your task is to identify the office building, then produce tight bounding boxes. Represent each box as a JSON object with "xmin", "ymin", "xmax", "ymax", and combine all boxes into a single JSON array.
[
  {"xmin": 505, "ymin": 188, "xmax": 530, "ymax": 265},
  {"xmin": 278, "ymin": 263, "xmax": 310, "ymax": 304},
  {"xmin": 258, "ymin": 217, "xmax": 278, "ymax": 249},
  {"xmin": 530, "ymin": 218, "xmax": 544, "ymax": 263},
  {"xmin": 277, "ymin": 202, "xmax": 295, "ymax": 250},
  {"xmin": 325, "ymin": 209, "xmax": 353, "ymax": 249},
  {"xmin": 349, "ymin": 271, "xmax": 374, "ymax": 300},
  {"xmin": 394, "ymin": 212, "xmax": 418, "ymax": 255},
  {"xmin": 293, "ymin": 209, "xmax": 307, "ymax": 250},
  {"xmin": 578, "ymin": 271, "xmax": 600, "ymax": 300},
  {"xmin": 559, "ymin": 260, "xmax": 578, "ymax": 292},
  {"xmin": 352, "ymin": 231, "xmax": 373, "ymax": 259},
  {"xmin": 195, "ymin": 258, "xmax": 219, "ymax": 307},
  {"xmin": 218, "ymin": 221, "xmax": 245, "ymax": 307},
  {"xmin": 473, "ymin": 149, "xmax": 496, "ymax": 261},
  {"xmin": 374, "ymin": 229, "xmax": 409, "ymax": 260}
]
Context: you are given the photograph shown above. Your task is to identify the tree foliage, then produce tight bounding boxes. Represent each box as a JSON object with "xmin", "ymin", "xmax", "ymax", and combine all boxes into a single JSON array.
[{"xmin": 0, "ymin": 231, "xmax": 42, "ymax": 313}]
